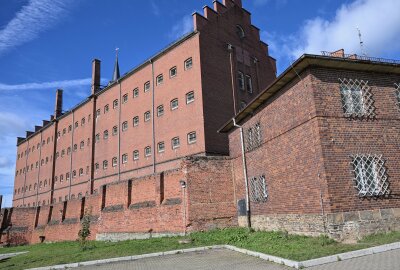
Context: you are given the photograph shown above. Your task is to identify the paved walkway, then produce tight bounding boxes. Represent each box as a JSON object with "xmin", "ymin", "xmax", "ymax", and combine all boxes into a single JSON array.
[{"xmin": 78, "ymin": 248, "xmax": 400, "ymax": 270}]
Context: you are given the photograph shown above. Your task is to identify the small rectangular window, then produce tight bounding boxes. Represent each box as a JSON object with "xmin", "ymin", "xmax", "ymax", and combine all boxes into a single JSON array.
[
  {"xmin": 339, "ymin": 78, "xmax": 374, "ymax": 117},
  {"xmin": 171, "ymin": 99, "xmax": 178, "ymax": 110},
  {"xmin": 238, "ymin": 71, "xmax": 245, "ymax": 91},
  {"xmin": 144, "ymin": 81, "xmax": 150, "ymax": 92},
  {"xmin": 246, "ymin": 75, "xmax": 253, "ymax": 93},
  {"xmin": 156, "ymin": 74, "xmax": 163, "ymax": 85},
  {"xmin": 113, "ymin": 99, "xmax": 119, "ymax": 109},
  {"xmin": 133, "ymin": 116, "xmax": 139, "ymax": 127},
  {"xmin": 122, "ymin": 94, "xmax": 128, "ymax": 104},
  {"xmin": 103, "ymin": 130, "xmax": 109, "ymax": 139},
  {"xmin": 122, "ymin": 154, "xmax": 128, "ymax": 164},
  {"xmin": 145, "ymin": 146, "xmax": 152, "ymax": 157},
  {"xmin": 133, "ymin": 150, "xmax": 139, "ymax": 160},
  {"xmin": 133, "ymin": 88, "xmax": 139, "ymax": 98},
  {"xmin": 250, "ymin": 175, "xmax": 268, "ymax": 202},
  {"xmin": 186, "ymin": 91, "xmax": 195, "ymax": 104},
  {"xmin": 112, "ymin": 157, "xmax": 117, "ymax": 167},
  {"xmin": 188, "ymin": 131, "xmax": 197, "ymax": 144},
  {"xmin": 170, "ymin": 66, "xmax": 177, "ymax": 78},
  {"xmin": 157, "ymin": 141, "xmax": 165, "ymax": 153},
  {"xmin": 172, "ymin": 137, "xmax": 180, "ymax": 149},
  {"xmin": 103, "ymin": 160, "xmax": 108, "ymax": 170},
  {"xmin": 81, "ymin": 118, "xmax": 85, "ymax": 126},
  {"xmin": 157, "ymin": 105, "xmax": 164, "ymax": 117},
  {"xmin": 144, "ymin": 111, "xmax": 151, "ymax": 122},
  {"xmin": 104, "ymin": 104, "xmax": 109, "ymax": 113},
  {"xmin": 112, "ymin": 126, "xmax": 118, "ymax": 135},
  {"xmin": 122, "ymin": 121, "xmax": 128, "ymax": 131},
  {"xmin": 184, "ymin": 58, "xmax": 193, "ymax": 70}
]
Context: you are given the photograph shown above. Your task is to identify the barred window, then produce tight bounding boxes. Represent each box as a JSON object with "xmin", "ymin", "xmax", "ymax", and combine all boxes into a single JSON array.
[
  {"xmin": 122, "ymin": 154, "xmax": 128, "ymax": 164},
  {"xmin": 351, "ymin": 154, "xmax": 389, "ymax": 197},
  {"xmin": 122, "ymin": 94, "xmax": 128, "ymax": 104},
  {"xmin": 133, "ymin": 116, "xmax": 139, "ymax": 126},
  {"xmin": 238, "ymin": 71, "xmax": 245, "ymax": 91},
  {"xmin": 133, "ymin": 88, "xmax": 139, "ymax": 98},
  {"xmin": 144, "ymin": 81, "xmax": 150, "ymax": 92},
  {"xmin": 184, "ymin": 58, "xmax": 193, "ymax": 70},
  {"xmin": 187, "ymin": 131, "xmax": 197, "ymax": 144},
  {"xmin": 339, "ymin": 78, "xmax": 374, "ymax": 117},
  {"xmin": 156, "ymin": 74, "xmax": 163, "ymax": 85},
  {"xmin": 394, "ymin": 83, "xmax": 400, "ymax": 109},
  {"xmin": 158, "ymin": 141, "xmax": 165, "ymax": 153},
  {"xmin": 157, "ymin": 105, "xmax": 164, "ymax": 117},
  {"xmin": 122, "ymin": 121, "xmax": 128, "ymax": 131},
  {"xmin": 171, "ymin": 98, "xmax": 178, "ymax": 110},
  {"xmin": 186, "ymin": 91, "xmax": 195, "ymax": 104},
  {"xmin": 103, "ymin": 160, "xmax": 108, "ymax": 170},
  {"xmin": 245, "ymin": 122, "xmax": 262, "ymax": 152},
  {"xmin": 172, "ymin": 137, "xmax": 180, "ymax": 149},
  {"xmin": 246, "ymin": 75, "xmax": 253, "ymax": 93},
  {"xmin": 113, "ymin": 99, "xmax": 119, "ymax": 109},
  {"xmin": 145, "ymin": 146, "xmax": 151, "ymax": 157},
  {"xmin": 112, "ymin": 157, "xmax": 118, "ymax": 167},
  {"xmin": 144, "ymin": 111, "xmax": 151, "ymax": 121},
  {"xmin": 133, "ymin": 150, "xmax": 139, "ymax": 160},
  {"xmin": 250, "ymin": 175, "xmax": 268, "ymax": 203},
  {"xmin": 170, "ymin": 66, "xmax": 177, "ymax": 78}
]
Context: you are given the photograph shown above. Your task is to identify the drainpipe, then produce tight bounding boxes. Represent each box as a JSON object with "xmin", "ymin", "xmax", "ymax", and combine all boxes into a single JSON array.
[
  {"xmin": 233, "ymin": 118, "xmax": 251, "ymax": 228},
  {"xmin": 150, "ymin": 59, "xmax": 156, "ymax": 174},
  {"xmin": 228, "ymin": 44, "xmax": 238, "ymax": 115},
  {"xmin": 36, "ymin": 132, "xmax": 43, "ymax": 206},
  {"xmin": 118, "ymin": 80, "xmax": 122, "ymax": 182}
]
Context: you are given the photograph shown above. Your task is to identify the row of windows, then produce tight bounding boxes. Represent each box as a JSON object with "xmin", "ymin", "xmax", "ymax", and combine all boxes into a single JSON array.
[
  {"xmin": 57, "ymin": 114, "xmax": 92, "ymax": 139},
  {"xmin": 95, "ymin": 132, "xmax": 197, "ymax": 170},
  {"xmin": 96, "ymin": 58, "xmax": 193, "ymax": 119},
  {"xmin": 16, "ymin": 155, "xmax": 52, "ymax": 176},
  {"xmin": 15, "ymin": 178, "xmax": 50, "ymax": 195},
  {"xmin": 55, "ymin": 138, "xmax": 91, "ymax": 159},
  {"xmin": 17, "ymin": 136, "xmax": 54, "ymax": 160},
  {"xmin": 16, "ymin": 190, "xmax": 95, "ymax": 207}
]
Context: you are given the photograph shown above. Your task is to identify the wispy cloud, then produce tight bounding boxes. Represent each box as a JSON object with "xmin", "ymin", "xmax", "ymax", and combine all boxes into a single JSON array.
[
  {"xmin": 150, "ymin": 0, "xmax": 160, "ymax": 16},
  {"xmin": 0, "ymin": 0, "xmax": 73, "ymax": 56},
  {"xmin": 169, "ymin": 16, "xmax": 193, "ymax": 40},
  {"xmin": 254, "ymin": 0, "xmax": 287, "ymax": 8},
  {"xmin": 0, "ymin": 78, "xmax": 94, "ymax": 91}
]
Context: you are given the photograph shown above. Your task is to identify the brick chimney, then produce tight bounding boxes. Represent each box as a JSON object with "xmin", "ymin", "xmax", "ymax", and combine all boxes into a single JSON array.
[
  {"xmin": 54, "ymin": 89, "xmax": 63, "ymax": 118},
  {"xmin": 91, "ymin": 59, "xmax": 101, "ymax": 95}
]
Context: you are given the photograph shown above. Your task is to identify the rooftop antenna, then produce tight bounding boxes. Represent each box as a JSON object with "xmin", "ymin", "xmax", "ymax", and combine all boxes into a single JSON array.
[{"xmin": 357, "ymin": 27, "xmax": 366, "ymax": 56}]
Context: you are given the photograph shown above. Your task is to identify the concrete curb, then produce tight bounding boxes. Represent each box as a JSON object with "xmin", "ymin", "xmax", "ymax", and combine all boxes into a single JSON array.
[
  {"xmin": 0, "ymin": 251, "xmax": 28, "ymax": 260},
  {"xmin": 26, "ymin": 242, "xmax": 400, "ymax": 269}
]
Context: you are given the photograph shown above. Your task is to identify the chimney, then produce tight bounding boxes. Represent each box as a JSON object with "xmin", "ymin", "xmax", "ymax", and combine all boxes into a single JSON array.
[
  {"xmin": 54, "ymin": 89, "xmax": 63, "ymax": 118},
  {"xmin": 0, "ymin": 195, "xmax": 3, "ymax": 209},
  {"xmin": 91, "ymin": 59, "xmax": 101, "ymax": 95}
]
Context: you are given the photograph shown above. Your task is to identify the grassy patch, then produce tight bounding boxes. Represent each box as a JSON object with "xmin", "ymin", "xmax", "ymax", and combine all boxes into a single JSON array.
[{"xmin": 1, "ymin": 228, "xmax": 400, "ymax": 270}]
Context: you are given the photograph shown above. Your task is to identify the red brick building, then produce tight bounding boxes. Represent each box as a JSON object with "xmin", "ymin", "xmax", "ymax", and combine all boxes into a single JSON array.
[{"xmin": 2, "ymin": 0, "xmax": 400, "ymax": 244}]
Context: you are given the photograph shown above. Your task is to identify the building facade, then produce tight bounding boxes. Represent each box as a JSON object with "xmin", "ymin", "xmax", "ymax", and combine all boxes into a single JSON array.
[
  {"xmin": 2, "ymin": 0, "xmax": 400, "ymax": 245},
  {"xmin": 12, "ymin": 0, "xmax": 276, "ymax": 208}
]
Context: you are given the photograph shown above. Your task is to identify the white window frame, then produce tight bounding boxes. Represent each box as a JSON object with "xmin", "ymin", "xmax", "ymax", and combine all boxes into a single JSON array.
[
  {"xmin": 170, "ymin": 66, "xmax": 177, "ymax": 78},
  {"xmin": 144, "ymin": 111, "xmax": 151, "ymax": 122},
  {"xmin": 186, "ymin": 91, "xmax": 195, "ymax": 104},
  {"xmin": 157, "ymin": 141, "xmax": 165, "ymax": 153},
  {"xmin": 156, "ymin": 74, "xmax": 163, "ymax": 85},
  {"xmin": 171, "ymin": 98, "xmax": 178, "ymax": 110},
  {"xmin": 172, "ymin": 137, "xmax": 180, "ymax": 149},
  {"xmin": 157, "ymin": 105, "xmax": 164, "ymax": 117},
  {"xmin": 122, "ymin": 154, "xmax": 128, "ymax": 164},
  {"xmin": 133, "ymin": 150, "xmax": 139, "ymax": 160},
  {"xmin": 133, "ymin": 88, "xmax": 139, "ymax": 98},
  {"xmin": 184, "ymin": 57, "xmax": 193, "ymax": 70},
  {"xmin": 144, "ymin": 81, "xmax": 150, "ymax": 92},
  {"xmin": 145, "ymin": 146, "xmax": 151, "ymax": 157},
  {"xmin": 112, "ymin": 157, "xmax": 118, "ymax": 167},
  {"xmin": 133, "ymin": 116, "xmax": 139, "ymax": 126},
  {"xmin": 187, "ymin": 131, "xmax": 197, "ymax": 144}
]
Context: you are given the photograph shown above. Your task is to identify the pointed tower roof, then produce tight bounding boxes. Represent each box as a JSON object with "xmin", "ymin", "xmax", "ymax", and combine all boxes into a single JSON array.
[{"xmin": 112, "ymin": 48, "xmax": 120, "ymax": 82}]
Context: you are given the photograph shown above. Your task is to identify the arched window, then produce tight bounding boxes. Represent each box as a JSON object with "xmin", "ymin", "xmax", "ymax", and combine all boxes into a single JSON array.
[
  {"xmin": 112, "ymin": 157, "xmax": 118, "ymax": 167},
  {"xmin": 236, "ymin": 25, "xmax": 245, "ymax": 39},
  {"xmin": 79, "ymin": 168, "xmax": 84, "ymax": 176},
  {"xmin": 103, "ymin": 160, "xmax": 108, "ymax": 169}
]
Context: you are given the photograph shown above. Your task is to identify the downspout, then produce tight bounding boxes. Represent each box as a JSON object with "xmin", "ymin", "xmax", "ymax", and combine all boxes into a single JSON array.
[
  {"xmin": 228, "ymin": 44, "xmax": 238, "ymax": 115},
  {"xmin": 118, "ymin": 80, "xmax": 122, "ymax": 181},
  {"xmin": 233, "ymin": 118, "xmax": 251, "ymax": 228},
  {"xmin": 36, "ymin": 132, "xmax": 43, "ymax": 206},
  {"xmin": 69, "ymin": 111, "xmax": 75, "ymax": 200},
  {"xmin": 150, "ymin": 59, "xmax": 156, "ymax": 174},
  {"xmin": 22, "ymin": 140, "xmax": 29, "ymax": 206}
]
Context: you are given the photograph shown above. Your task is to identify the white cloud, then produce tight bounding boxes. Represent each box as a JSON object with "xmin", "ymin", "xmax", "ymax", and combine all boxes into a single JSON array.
[
  {"xmin": 0, "ymin": 0, "xmax": 73, "ymax": 56},
  {"xmin": 0, "ymin": 78, "xmax": 93, "ymax": 91},
  {"xmin": 292, "ymin": 0, "xmax": 400, "ymax": 58},
  {"xmin": 169, "ymin": 16, "xmax": 193, "ymax": 40},
  {"xmin": 254, "ymin": 0, "xmax": 287, "ymax": 8}
]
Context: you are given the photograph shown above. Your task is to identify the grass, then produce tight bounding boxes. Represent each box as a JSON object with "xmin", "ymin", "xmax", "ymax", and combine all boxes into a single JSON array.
[{"xmin": 1, "ymin": 228, "xmax": 400, "ymax": 270}]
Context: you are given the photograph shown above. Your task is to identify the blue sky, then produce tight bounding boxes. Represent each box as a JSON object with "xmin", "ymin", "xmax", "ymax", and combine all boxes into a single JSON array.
[{"xmin": 1, "ymin": 0, "xmax": 400, "ymax": 207}]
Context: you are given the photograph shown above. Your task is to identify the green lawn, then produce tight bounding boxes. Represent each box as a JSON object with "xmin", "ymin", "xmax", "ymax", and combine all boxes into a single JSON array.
[{"xmin": 1, "ymin": 228, "xmax": 400, "ymax": 270}]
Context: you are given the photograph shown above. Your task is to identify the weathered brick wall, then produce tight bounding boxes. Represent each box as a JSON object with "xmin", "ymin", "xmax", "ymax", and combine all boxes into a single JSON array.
[
  {"xmin": 185, "ymin": 156, "xmax": 237, "ymax": 231},
  {"xmin": 311, "ymin": 68, "xmax": 400, "ymax": 213}
]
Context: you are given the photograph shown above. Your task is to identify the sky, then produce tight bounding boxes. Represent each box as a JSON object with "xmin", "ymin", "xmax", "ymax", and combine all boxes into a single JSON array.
[{"xmin": 0, "ymin": 0, "xmax": 399, "ymax": 207}]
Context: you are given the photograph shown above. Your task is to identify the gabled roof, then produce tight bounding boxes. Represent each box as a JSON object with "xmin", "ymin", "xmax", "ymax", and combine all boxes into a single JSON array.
[{"xmin": 218, "ymin": 53, "xmax": 400, "ymax": 133}]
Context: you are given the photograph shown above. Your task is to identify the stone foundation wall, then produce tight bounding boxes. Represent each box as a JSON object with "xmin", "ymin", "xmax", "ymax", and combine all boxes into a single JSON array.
[{"xmin": 242, "ymin": 207, "xmax": 400, "ymax": 242}]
